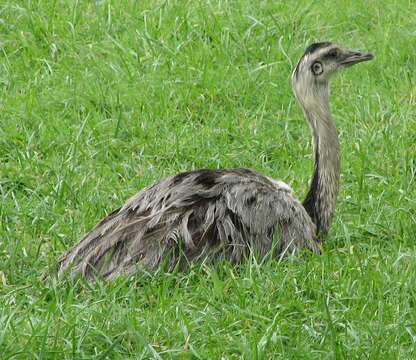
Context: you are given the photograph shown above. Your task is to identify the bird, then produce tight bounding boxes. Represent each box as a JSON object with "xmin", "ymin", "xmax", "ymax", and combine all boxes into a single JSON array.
[{"xmin": 55, "ymin": 42, "xmax": 373, "ymax": 281}]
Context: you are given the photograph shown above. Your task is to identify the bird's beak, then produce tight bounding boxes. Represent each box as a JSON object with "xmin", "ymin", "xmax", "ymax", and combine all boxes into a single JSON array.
[{"xmin": 340, "ymin": 50, "xmax": 374, "ymax": 67}]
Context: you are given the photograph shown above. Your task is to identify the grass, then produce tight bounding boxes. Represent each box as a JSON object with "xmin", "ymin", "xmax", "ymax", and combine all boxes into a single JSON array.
[{"xmin": 1, "ymin": 0, "xmax": 415, "ymax": 358}]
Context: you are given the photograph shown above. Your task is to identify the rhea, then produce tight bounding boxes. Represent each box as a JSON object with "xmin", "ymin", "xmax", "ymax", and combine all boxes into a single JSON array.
[{"xmin": 56, "ymin": 42, "xmax": 373, "ymax": 280}]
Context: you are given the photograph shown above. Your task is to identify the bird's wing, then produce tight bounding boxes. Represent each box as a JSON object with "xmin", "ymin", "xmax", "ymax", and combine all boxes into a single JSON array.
[{"xmin": 56, "ymin": 169, "xmax": 318, "ymax": 280}]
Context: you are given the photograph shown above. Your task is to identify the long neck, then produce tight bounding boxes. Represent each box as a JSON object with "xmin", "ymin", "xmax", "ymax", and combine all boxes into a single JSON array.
[{"xmin": 295, "ymin": 83, "xmax": 340, "ymax": 237}]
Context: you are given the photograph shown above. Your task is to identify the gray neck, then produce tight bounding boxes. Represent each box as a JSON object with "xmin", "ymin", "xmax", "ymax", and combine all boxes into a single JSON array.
[{"xmin": 295, "ymin": 83, "xmax": 340, "ymax": 236}]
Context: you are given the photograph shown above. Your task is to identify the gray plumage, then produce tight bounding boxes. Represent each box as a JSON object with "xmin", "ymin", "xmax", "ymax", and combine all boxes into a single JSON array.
[{"xmin": 56, "ymin": 42, "xmax": 373, "ymax": 281}]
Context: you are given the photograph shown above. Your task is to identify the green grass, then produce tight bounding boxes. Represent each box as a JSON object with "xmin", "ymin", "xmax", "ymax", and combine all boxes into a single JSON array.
[{"xmin": 1, "ymin": 0, "xmax": 415, "ymax": 358}]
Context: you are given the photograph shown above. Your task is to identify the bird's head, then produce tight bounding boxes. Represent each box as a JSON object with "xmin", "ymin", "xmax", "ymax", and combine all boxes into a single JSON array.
[{"xmin": 292, "ymin": 42, "xmax": 374, "ymax": 102}]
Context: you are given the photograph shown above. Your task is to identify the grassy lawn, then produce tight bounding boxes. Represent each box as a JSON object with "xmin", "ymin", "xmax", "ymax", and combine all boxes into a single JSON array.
[{"xmin": 1, "ymin": 0, "xmax": 415, "ymax": 358}]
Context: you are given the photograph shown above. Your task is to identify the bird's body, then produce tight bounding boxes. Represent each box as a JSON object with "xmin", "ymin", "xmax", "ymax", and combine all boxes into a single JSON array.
[
  {"xmin": 58, "ymin": 168, "xmax": 317, "ymax": 279},
  {"xmin": 56, "ymin": 42, "xmax": 373, "ymax": 280}
]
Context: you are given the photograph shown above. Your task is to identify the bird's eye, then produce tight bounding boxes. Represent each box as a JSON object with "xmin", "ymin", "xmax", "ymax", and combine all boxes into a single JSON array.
[{"xmin": 311, "ymin": 61, "xmax": 323, "ymax": 75}]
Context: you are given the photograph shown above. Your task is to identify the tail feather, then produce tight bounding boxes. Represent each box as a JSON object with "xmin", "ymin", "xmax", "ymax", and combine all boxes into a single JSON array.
[{"xmin": 57, "ymin": 201, "xmax": 234, "ymax": 280}]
